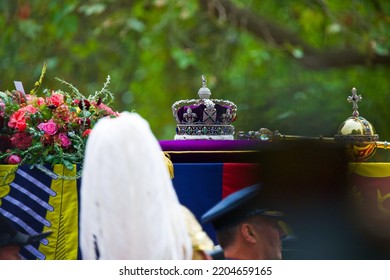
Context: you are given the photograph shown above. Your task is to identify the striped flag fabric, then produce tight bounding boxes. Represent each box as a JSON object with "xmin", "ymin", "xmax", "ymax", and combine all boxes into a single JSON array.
[
  {"xmin": 0, "ymin": 164, "xmax": 80, "ymax": 260},
  {"xmin": 172, "ymin": 162, "xmax": 260, "ymax": 243}
]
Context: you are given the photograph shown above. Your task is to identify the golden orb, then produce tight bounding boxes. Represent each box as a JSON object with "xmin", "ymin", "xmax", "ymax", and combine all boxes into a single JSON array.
[
  {"xmin": 334, "ymin": 88, "xmax": 378, "ymax": 161},
  {"xmin": 335, "ymin": 116, "xmax": 378, "ymax": 161}
]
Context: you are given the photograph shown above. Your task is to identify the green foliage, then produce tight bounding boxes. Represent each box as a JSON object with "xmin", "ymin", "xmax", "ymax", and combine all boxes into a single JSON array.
[{"xmin": 1, "ymin": 0, "xmax": 390, "ymax": 146}]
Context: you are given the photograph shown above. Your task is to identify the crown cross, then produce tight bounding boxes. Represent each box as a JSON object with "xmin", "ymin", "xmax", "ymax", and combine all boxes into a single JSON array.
[{"xmin": 347, "ymin": 87, "xmax": 362, "ymax": 117}]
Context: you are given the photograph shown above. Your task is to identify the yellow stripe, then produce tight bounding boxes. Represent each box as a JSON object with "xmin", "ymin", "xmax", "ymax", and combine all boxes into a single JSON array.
[
  {"xmin": 349, "ymin": 162, "xmax": 390, "ymax": 177},
  {"xmin": 38, "ymin": 164, "xmax": 79, "ymax": 260},
  {"xmin": 0, "ymin": 165, "xmax": 18, "ymax": 207}
]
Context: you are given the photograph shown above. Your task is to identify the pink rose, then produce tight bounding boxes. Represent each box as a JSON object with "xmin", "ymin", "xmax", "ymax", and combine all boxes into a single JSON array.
[
  {"xmin": 94, "ymin": 102, "xmax": 119, "ymax": 116},
  {"xmin": 58, "ymin": 133, "xmax": 71, "ymax": 148},
  {"xmin": 22, "ymin": 105, "xmax": 38, "ymax": 114},
  {"xmin": 5, "ymin": 155, "xmax": 22, "ymax": 164},
  {"xmin": 11, "ymin": 132, "xmax": 33, "ymax": 150},
  {"xmin": 37, "ymin": 119, "xmax": 58, "ymax": 135}
]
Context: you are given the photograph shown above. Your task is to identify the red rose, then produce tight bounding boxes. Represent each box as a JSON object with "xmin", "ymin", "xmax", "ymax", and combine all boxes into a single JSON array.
[
  {"xmin": 46, "ymin": 92, "xmax": 64, "ymax": 107},
  {"xmin": 8, "ymin": 105, "xmax": 38, "ymax": 132},
  {"xmin": 8, "ymin": 110, "xmax": 27, "ymax": 131}
]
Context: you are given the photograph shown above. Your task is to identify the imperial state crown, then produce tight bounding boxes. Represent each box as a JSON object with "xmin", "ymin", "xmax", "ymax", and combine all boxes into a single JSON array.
[{"xmin": 172, "ymin": 75, "xmax": 237, "ymax": 140}]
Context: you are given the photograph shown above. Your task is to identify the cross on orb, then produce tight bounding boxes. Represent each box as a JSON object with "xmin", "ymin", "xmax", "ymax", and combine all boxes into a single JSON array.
[{"xmin": 347, "ymin": 87, "xmax": 362, "ymax": 117}]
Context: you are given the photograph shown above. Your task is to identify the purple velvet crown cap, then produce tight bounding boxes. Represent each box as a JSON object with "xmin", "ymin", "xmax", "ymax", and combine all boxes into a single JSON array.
[{"xmin": 175, "ymin": 103, "xmax": 235, "ymax": 124}]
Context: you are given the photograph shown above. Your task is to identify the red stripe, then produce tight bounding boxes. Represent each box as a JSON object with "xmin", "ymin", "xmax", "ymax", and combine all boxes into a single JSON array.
[{"xmin": 222, "ymin": 163, "xmax": 261, "ymax": 198}]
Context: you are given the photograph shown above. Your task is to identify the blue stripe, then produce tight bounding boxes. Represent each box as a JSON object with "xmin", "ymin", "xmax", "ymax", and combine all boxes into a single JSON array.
[
  {"xmin": 22, "ymin": 244, "xmax": 46, "ymax": 260},
  {"xmin": 10, "ymin": 183, "xmax": 53, "ymax": 211},
  {"xmin": 172, "ymin": 163, "xmax": 223, "ymax": 243},
  {"xmin": 16, "ymin": 168, "xmax": 56, "ymax": 196},
  {"xmin": 1, "ymin": 165, "xmax": 56, "ymax": 259},
  {"xmin": 3, "ymin": 196, "xmax": 51, "ymax": 227}
]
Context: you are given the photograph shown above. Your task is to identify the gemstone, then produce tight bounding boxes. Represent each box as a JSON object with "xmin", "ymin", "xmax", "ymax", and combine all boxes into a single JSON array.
[{"xmin": 260, "ymin": 134, "xmax": 269, "ymax": 141}]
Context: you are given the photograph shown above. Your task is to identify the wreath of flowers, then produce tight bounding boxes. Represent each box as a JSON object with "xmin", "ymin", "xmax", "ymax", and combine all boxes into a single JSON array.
[{"xmin": 0, "ymin": 64, "xmax": 118, "ymax": 172}]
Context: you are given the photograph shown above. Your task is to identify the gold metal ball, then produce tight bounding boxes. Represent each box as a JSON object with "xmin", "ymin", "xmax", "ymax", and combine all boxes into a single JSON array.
[{"xmin": 335, "ymin": 116, "xmax": 379, "ymax": 161}]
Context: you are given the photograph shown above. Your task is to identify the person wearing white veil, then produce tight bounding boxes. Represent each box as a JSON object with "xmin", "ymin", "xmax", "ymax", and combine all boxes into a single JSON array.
[{"xmin": 80, "ymin": 112, "xmax": 192, "ymax": 260}]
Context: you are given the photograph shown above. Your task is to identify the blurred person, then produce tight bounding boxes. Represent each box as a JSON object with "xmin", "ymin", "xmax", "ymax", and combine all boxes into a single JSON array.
[
  {"xmin": 258, "ymin": 140, "xmax": 390, "ymax": 259},
  {"xmin": 0, "ymin": 212, "xmax": 51, "ymax": 260},
  {"xmin": 201, "ymin": 184, "xmax": 287, "ymax": 260},
  {"xmin": 80, "ymin": 112, "xmax": 192, "ymax": 260}
]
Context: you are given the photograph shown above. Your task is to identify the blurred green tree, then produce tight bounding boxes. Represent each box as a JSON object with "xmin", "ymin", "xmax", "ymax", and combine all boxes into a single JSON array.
[{"xmin": 1, "ymin": 0, "xmax": 390, "ymax": 148}]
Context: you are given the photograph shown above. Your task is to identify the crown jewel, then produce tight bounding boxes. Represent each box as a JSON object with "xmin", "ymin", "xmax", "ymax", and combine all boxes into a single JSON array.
[{"xmin": 172, "ymin": 75, "xmax": 237, "ymax": 140}]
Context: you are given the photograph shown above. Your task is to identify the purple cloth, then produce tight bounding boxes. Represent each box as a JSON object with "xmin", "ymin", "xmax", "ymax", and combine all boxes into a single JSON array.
[
  {"xmin": 159, "ymin": 140, "xmax": 267, "ymax": 163},
  {"xmin": 159, "ymin": 140, "xmax": 263, "ymax": 151}
]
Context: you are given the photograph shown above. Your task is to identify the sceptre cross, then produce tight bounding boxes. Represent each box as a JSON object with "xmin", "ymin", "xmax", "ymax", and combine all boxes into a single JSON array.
[{"xmin": 347, "ymin": 87, "xmax": 362, "ymax": 117}]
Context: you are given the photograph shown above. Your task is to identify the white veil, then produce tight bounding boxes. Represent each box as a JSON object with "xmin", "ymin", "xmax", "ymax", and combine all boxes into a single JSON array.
[{"xmin": 80, "ymin": 112, "xmax": 192, "ymax": 259}]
